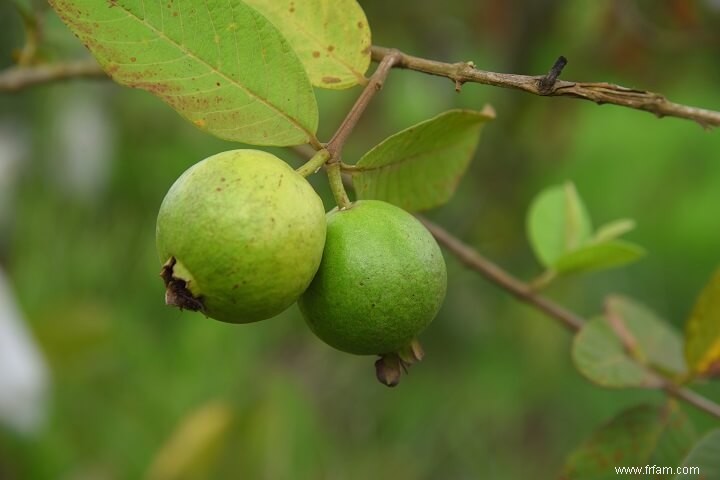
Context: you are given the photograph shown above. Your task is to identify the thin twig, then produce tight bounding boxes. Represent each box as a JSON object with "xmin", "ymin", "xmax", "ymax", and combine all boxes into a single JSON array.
[
  {"xmin": 320, "ymin": 52, "xmax": 401, "ymax": 209},
  {"xmin": 665, "ymin": 384, "xmax": 720, "ymax": 419},
  {"xmin": 3, "ymin": 48, "xmax": 719, "ymax": 130},
  {"xmin": 325, "ymin": 51, "xmax": 401, "ymax": 159},
  {"xmin": 418, "ymin": 217, "xmax": 584, "ymax": 332},
  {"xmin": 418, "ymin": 216, "xmax": 720, "ymax": 420},
  {"xmin": 372, "ymin": 46, "xmax": 720, "ymax": 129},
  {"xmin": 0, "ymin": 60, "xmax": 105, "ymax": 92}
]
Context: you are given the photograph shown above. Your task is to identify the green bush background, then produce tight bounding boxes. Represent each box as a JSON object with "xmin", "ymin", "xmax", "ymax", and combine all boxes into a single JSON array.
[{"xmin": 1, "ymin": 1, "xmax": 719, "ymax": 478}]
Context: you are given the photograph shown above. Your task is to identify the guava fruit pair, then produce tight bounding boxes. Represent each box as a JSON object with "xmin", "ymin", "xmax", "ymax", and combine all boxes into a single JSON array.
[{"xmin": 156, "ymin": 149, "xmax": 447, "ymax": 371}]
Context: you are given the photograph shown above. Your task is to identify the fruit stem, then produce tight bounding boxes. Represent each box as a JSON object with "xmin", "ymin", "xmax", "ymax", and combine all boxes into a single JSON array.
[
  {"xmin": 327, "ymin": 161, "xmax": 351, "ymax": 209},
  {"xmin": 296, "ymin": 149, "xmax": 330, "ymax": 177}
]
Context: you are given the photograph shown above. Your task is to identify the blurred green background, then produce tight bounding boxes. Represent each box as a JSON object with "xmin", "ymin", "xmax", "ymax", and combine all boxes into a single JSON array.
[{"xmin": 1, "ymin": 1, "xmax": 719, "ymax": 479}]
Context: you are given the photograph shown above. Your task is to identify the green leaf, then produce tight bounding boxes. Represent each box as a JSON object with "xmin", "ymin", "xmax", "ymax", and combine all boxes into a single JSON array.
[
  {"xmin": 48, "ymin": 0, "xmax": 318, "ymax": 146},
  {"xmin": 675, "ymin": 430, "xmax": 720, "ymax": 479},
  {"xmin": 527, "ymin": 182, "xmax": 593, "ymax": 268},
  {"xmin": 553, "ymin": 240, "xmax": 645, "ymax": 275},
  {"xmin": 244, "ymin": 0, "xmax": 371, "ymax": 89},
  {"xmin": 684, "ymin": 268, "xmax": 720, "ymax": 377},
  {"xmin": 351, "ymin": 108, "xmax": 494, "ymax": 212},
  {"xmin": 593, "ymin": 219, "xmax": 636, "ymax": 243},
  {"xmin": 562, "ymin": 403, "xmax": 696, "ymax": 480},
  {"xmin": 573, "ymin": 315, "xmax": 656, "ymax": 389},
  {"xmin": 572, "ymin": 296, "xmax": 686, "ymax": 388}
]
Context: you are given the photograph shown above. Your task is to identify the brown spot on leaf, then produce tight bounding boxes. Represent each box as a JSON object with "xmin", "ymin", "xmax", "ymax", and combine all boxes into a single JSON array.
[
  {"xmin": 312, "ymin": 51, "xmax": 321, "ymax": 58},
  {"xmin": 193, "ymin": 119, "xmax": 206, "ymax": 128},
  {"xmin": 327, "ymin": 45, "xmax": 335, "ymax": 52},
  {"xmin": 130, "ymin": 56, "xmax": 136, "ymax": 62},
  {"xmin": 322, "ymin": 76, "xmax": 342, "ymax": 84},
  {"xmin": 357, "ymin": 21, "xmax": 364, "ymax": 28}
]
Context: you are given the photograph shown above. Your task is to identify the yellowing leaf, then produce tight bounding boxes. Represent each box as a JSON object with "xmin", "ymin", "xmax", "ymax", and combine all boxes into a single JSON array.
[
  {"xmin": 49, "ymin": 0, "xmax": 318, "ymax": 146},
  {"xmin": 684, "ymin": 268, "xmax": 720, "ymax": 376},
  {"xmin": 146, "ymin": 400, "xmax": 234, "ymax": 480},
  {"xmin": 245, "ymin": 0, "xmax": 371, "ymax": 89}
]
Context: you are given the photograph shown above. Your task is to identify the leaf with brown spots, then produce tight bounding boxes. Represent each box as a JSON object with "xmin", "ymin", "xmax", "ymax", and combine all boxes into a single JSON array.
[
  {"xmin": 562, "ymin": 404, "xmax": 696, "ymax": 480},
  {"xmin": 48, "ymin": 0, "xmax": 318, "ymax": 146},
  {"xmin": 244, "ymin": 0, "xmax": 371, "ymax": 89},
  {"xmin": 351, "ymin": 108, "xmax": 495, "ymax": 212}
]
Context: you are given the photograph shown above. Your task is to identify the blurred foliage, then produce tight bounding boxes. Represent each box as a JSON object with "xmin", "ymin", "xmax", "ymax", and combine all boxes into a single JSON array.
[{"xmin": 1, "ymin": 1, "xmax": 719, "ymax": 479}]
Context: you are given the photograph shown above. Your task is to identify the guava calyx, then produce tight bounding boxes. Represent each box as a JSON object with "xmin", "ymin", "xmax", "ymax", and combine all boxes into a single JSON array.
[
  {"xmin": 160, "ymin": 257, "xmax": 205, "ymax": 314},
  {"xmin": 374, "ymin": 339, "xmax": 425, "ymax": 387}
]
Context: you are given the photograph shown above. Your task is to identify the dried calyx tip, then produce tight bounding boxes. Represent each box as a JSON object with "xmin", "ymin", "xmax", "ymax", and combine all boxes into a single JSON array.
[
  {"xmin": 375, "ymin": 355, "xmax": 402, "ymax": 387},
  {"xmin": 375, "ymin": 339, "xmax": 425, "ymax": 388},
  {"xmin": 160, "ymin": 257, "xmax": 205, "ymax": 313}
]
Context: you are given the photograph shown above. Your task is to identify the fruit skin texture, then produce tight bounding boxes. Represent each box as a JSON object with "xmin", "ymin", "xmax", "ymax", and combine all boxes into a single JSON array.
[
  {"xmin": 156, "ymin": 149, "xmax": 326, "ymax": 323},
  {"xmin": 298, "ymin": 200, "xmax": 447, "ymax": 355}
]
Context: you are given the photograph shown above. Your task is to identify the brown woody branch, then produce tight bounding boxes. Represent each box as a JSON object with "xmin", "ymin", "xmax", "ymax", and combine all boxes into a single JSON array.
[
  {"xmin": 0, "ymin": 60, "xmax": 105, "ymax": 92},
  {"xmin": 372, "ymin": 46, "xmax": 720, "ymax": 129},
  {"xmin": 418, "ymin": 217, "xmax": 584, "ymax": 332},
  {"xmin": 3, "ymin": 47, "xmax": 719, "ymax": 131},
  {"xmin": 418, "ymin": 216, "xmax": 720, "ymax": 420},
  {"xmin": 326, "ymin": 51, "xmax": 401, "ymax": 160}
]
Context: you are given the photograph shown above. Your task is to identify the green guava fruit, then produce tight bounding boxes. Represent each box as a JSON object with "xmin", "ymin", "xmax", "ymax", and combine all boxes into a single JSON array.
[
  {"xmin": 156, "ymin": 149, "xmax": 326, "ymax": 323},
  {"xmin": 298, "ymin": 200, "xmax": 447, "ymax": 357}
]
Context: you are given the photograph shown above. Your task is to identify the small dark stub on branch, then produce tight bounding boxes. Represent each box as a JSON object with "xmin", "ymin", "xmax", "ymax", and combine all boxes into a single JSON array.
[
  {"xmin": 160, "ymin": 257, "xmax": 205, "ymax": 313},
  {"xmin": 538, "ymin": 56, "xmax": 568, "ymax": 95}
]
